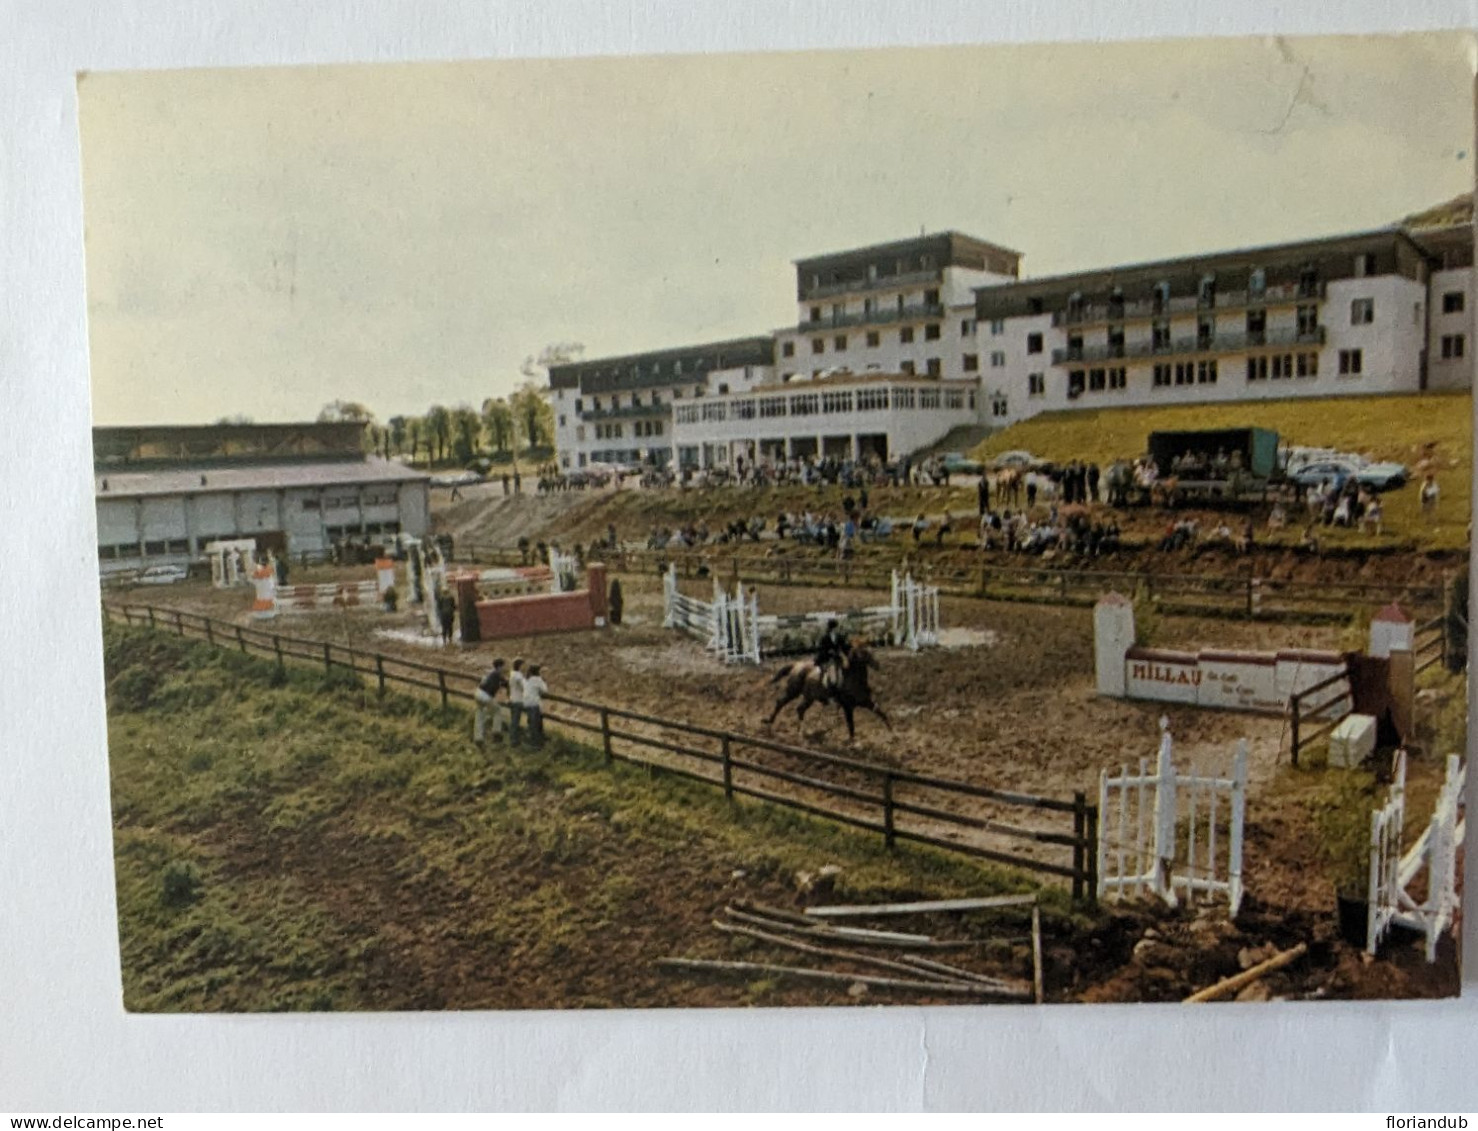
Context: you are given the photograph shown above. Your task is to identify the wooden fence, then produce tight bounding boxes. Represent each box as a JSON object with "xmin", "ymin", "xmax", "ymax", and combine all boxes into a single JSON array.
[
  {"xmin": 452, "ymin": 540, "xmax": 1445, "ymax": 624},
  {"xmin": 102, "ymin": 601, "xmax": 1099, "ymax": 902}
]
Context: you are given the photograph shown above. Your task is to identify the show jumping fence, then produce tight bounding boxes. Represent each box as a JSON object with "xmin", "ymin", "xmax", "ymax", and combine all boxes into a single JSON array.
[
  {"xmin": 1097, "ymin": 720, "xmax": 1248, "ymax": 917},
  {"xmin": 452, "ymin": 540, "xmax": 1447, "ymax": 625},
  {"xmin": 1368, "ymin": 750, "xmax": 1466, "ymax": 962},
  {"xmin": 103, "ymin": 600, "xmax": 1100, "ymax": 902},
  {"xmin": 662, "ymin": 566, "xmax": 939, "ymax": 663}
]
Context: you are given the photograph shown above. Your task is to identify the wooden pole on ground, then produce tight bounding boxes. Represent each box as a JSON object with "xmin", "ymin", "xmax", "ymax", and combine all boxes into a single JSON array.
[{"xmin": 1183, "ymin": 942, "xmax": 1307, "ymax": 1003}]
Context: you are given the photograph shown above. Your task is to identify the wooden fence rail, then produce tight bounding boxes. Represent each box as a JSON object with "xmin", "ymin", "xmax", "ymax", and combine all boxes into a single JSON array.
[
  {"xmin": 1288, "ymin": 666, "xmax": 1357, "ymax": 767},
  {"xmin": 452, "ymin": 539, "xmax": 1444, "ymax": 624},
  {"xmin": 103, "ymin": 601, "xmax": 1098, "ymax": 901}
]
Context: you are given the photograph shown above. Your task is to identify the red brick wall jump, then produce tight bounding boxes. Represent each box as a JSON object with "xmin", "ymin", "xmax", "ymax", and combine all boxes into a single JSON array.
[{"xmin": 475, "ymin": 589, "xmax": 598, "ymax": 640}]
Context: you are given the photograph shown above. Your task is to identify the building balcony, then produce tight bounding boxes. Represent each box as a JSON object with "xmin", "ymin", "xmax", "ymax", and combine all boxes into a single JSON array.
[
  {"xmin": 798, "ymin": 301, "xmax": 946, "ymax": 332},
  {"xmin": 578, "ymin": 403, "xmax": 673, "ymax": 422},
  {"xmin": 802, "ymin": 268, "xmax": 942, "ymax": 302},
  {"xmin": 1051, "ymin": 324, "xmax": 1326, "ymax": 365},
  {"xmin": 1050, "ymin": 281, "xmax": 1327, "ymax": 328}
]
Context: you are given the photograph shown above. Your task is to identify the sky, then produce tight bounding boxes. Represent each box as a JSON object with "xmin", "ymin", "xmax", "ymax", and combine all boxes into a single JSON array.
[{"xmin": 78, "ymin": 33, "xmax": 1476, "ymax": 426}]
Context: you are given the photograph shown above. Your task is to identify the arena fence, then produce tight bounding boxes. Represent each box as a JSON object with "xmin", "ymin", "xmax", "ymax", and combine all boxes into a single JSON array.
[
  {"xmin": 102, "ymin": 600, "xmax": 1100, "ymax": 902},
  {"xmin": 451, "ymin": 540, "xmax": 1447, "ymax": 624}
]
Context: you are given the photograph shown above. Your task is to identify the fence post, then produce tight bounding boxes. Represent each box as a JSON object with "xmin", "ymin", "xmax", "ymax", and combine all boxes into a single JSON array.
[
  {"xmin": 882, "ymin": 772, "xmax": 896, "ymax": 849},
  {"xmin": 205, "ymin": 619, "xmax": 214, "ymax": 646},
  {"xmin": 1152, "ymin": 720, "xmax": 1177, "ymax": 905},
  {"xmin": 273, "ymin": 635, "xmax": 284, "ymax": 673},
  {"xmin": 375, "ymin": 654, "xmax": 385, "ymax": 694},
  {"xmin": 721, "ymin": 735, "xmax": 733, "ymax": 801},
  {"xmin": 174, "ymin": 610, "xmax": 184, "ymax": 636},
  {"xmin": 147, "ymin": 606, "xmax": 156, "ymax": 628},
  {"xmin": 1085, "ymin": 801, "xmax": 1100, "ymax": 909},
  {"xmin": 235, "ymin": 625, "xmax": 246, "ymax": 654},
  {"xmin": 1072, "ymin": 792, "xmax": 1087, "ymax": 904},
  {"xmin": 322, "ymin": 641, "xmax": 331, "ymax": 673},
  {"xmin": 437, "ymin": 670, "xmax": 449, "ymax": 709},
  {"xmin": 1289, "ymin": 693, "xmax": 1301, "ymax": 767},
  {"xmin": 601, "ymin": 708, "xmax": 613, "ymax": 764}
]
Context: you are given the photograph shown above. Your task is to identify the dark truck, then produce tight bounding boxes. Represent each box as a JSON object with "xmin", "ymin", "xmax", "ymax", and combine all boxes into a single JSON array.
[{"xmin": 1145, "ymin": 426, "xmax": 1281, "ymax": 504}]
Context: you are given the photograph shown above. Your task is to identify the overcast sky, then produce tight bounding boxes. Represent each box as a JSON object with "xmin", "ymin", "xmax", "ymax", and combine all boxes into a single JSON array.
[{"xmin": 79, "ymin": 33, "xmax": 1475, "ymax": 426}]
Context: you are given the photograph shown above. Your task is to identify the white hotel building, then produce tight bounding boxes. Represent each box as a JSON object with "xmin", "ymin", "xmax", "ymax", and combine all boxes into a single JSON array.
[{"xmin": 549, "ymin": 223, "xmax": 1473, "ymax": 469}]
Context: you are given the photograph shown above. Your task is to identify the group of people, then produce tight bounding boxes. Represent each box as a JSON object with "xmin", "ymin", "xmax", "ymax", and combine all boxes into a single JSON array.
[
  {"xmin": 473, "ymin": 657, "xmax": 551, "ymax": 749},
  {"xmin": 974, "ymin": 507, "xmax": 1124, "ymax": 557}
]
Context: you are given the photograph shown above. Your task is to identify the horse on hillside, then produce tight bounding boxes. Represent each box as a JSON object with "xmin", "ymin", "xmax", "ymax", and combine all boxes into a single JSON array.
[{"xmin": 763, "ymin": 642, "xmax": 891, "ymax": 741}]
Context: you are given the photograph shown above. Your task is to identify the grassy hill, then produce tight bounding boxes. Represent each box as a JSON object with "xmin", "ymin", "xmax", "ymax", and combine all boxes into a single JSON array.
[
  {"xmin": 104, "ymin": 625, "xmax": 1048, "ymax": 1011},
  {"xmin": 971, "ymin": 392, "xmax": 1472, "ymax": 549}
]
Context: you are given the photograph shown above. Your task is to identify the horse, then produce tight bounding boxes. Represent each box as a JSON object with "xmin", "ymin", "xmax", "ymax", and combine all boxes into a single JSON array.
[
  {"xmin": 764, "ymin": 642, "xmax": 891, "ymax": 741},
  {"xmin": 994, "ymin": 468, "xmax": 1024, "ymax": 508}
]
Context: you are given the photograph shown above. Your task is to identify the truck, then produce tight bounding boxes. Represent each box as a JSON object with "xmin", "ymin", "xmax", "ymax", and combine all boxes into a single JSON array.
[{"xmin": 1144, "ymin": 426, "xmax": 1281, "ymax": 505}]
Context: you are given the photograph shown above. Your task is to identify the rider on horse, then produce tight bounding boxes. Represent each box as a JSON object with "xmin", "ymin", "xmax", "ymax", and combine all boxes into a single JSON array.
[{"xmin": 815, "ymin": 618, "xmax": 850, "ymax": 690}]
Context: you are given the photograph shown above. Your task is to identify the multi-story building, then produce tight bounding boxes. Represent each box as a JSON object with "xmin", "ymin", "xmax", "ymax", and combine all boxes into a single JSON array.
[
  {"xmin": 547, "ymin": 336, "xmax": 775, "ymax": 470},
  {"xmin": 548, "ymin": 219, "xmax": 1473, "ymax": 466},
  {"xmin": 972, "ymin": 225, "xmax": 1474, "ymax": 423}
]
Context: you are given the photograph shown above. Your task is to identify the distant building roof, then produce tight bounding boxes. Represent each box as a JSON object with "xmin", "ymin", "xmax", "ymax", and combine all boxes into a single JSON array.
[
  {"xmin": 547, "ymin": 335, "xmax": 775, "ymax": 393},
  {"xmin": 94, "ymin": 421, "xmax": 368, "ymax": 469},
  {"xmin": 95, "ymin": 457, "xmax": 428, "ymax": 500}
]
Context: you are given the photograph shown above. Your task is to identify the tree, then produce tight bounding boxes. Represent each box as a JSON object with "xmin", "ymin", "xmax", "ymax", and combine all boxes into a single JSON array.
[
  {"xmin": 511, "ymin": 381, "xmax": 553, "ymax": 453},
  {"xmin": 404, "ymin": 418, "xmax": 424, "ymax": 465},
  {"xmin": 387, "ymin": 415, "xmax": 408, "ymax": 458},
  {"xmin": 424, "ymin": 404, "xmax": 452, "ymax": 463},
  {"xmin": 317, "ymin": 400, "xmax": 375, "ymax": 423},
  {"xmin": 214, "ymin": 413, "xmax": 255, "ymax": 425},
  {"xmin": 451, "ymin": 404, "xmax": 482, "ymax": 466},
  {"xmin": 481, "ymin": 397, "xmax": 515, "ymax": 455}
]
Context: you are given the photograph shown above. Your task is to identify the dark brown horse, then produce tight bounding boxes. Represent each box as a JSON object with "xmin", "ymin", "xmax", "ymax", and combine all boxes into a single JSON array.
[{"xmin": 764, "ymin": 642, "xmax": 891, "ymax": 740}]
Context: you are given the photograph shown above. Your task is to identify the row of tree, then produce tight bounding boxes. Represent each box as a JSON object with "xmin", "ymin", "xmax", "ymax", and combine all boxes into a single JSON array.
[{"xmin": 309, "ymin": 345, "xmax": 579, "ymax": 468}]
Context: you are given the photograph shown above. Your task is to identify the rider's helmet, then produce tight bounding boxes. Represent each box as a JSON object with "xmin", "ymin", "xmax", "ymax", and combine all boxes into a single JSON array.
[{"xmin": 826, "ymin": 619, "xmax": 839, "ymax": 632}]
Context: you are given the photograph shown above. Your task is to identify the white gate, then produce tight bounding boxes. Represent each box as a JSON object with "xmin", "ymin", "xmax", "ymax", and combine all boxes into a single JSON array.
[
  {"xmin": 890, "ymin": 571, "xmax": 940, "ymax": 650},
  {"xmin": 1368, "ymin": 751, "xmax": 1466, "ymax": 961},
  {"xmin": 663, "ymin": 566, "xmax": 760, "ymax": 665},
  {"xmin": 1098, "ymin": 719, "xmax": 1248, "ymax": 916}
]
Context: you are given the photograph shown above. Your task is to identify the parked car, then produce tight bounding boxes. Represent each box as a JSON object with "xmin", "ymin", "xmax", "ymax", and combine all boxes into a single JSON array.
[
  {"xmin": 430, "ymin": 470, "xmax": 481, "ymax": 488},
  {"xmin": 1289, "ymin": 457, "xmax": 1408, "ymax": 492},
  {"xmin": 137, "ymin": 563, "xmax": 189, "ymax": 585},
  {"xmin": 990, "ymin": 449, "xmax": 1045, "ymax": 471},
  {"xmin": 939, "ymin": 451, "xmax": 985, "ymax": 475}
]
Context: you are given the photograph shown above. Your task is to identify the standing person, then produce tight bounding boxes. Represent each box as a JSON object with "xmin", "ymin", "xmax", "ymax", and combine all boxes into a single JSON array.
[
  {"xmin": 522, "ymin": 664, "xmax": 549, "ymax": 749},
  {"xmin": 513, "ymin": 468, "xmax": 522, "ymax": 494},
  {"xmin": 1026, "ymin": 475, "xmax": 1038, "ymax": 510},
  {"xmin": 608, "ymin": 578, "xmax": 624, "ymax": 626},
  {"xmin": 1087, "ymin": 462, "xmax": 1101, "ymax": 504},
  {"xmin": 977, "ymin": 474, "xmax": 990, "ymax": 518},
  {"xmin": 859, "ymin": 485, "xmax": 870, "ymax": 513},
  {"xmin": 436, "ymin": 589, "xmax": 456, "ymax": 644},
  {"xmin": 474, "ymin": 659, "xmax": 508, "ymax": 747},
  {"xmin": 1421, "ymin": 474, "xmax": 1441, "ymax": 519},
  {"xmin": 507, "ymin": 659, "xmax": 526, "ymax": 747}
]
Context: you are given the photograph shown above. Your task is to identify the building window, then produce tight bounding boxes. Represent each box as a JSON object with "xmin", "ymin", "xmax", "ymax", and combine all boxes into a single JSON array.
[
  {"xmin": 1246, "ymin": 356, "xmax": 1268, "ymax": 382},
  {"xmin": 1297, "ymin": 305, "xmax": 1318, "ymax": 337},
  {"xmin": 1246, "ymin": 309, "xmax": 1266, "ymax": 344},
  {"xmin": 1350, "ymin": 298, "xmax": 1374, "ymax": 325},
  {"xmin": 990, "ymin": 351, "xmax": 1006, "ymax": 367},
  {"xmin": 1295, "ymin": 352, "xmax": 1319, "ymax": 378},
  {"xmin": 919, "ymin": 388, "xmax": 941, "ymax": 409},
  {"xmin": 945, "ymin": 389, "xmax": 965, "ymax": 409},
  {"xmin": 1175, "ymin": 361, "xmax": 1196, "ymax": 386},
  {"xmin": 961, "ymin": 319, "xmax": 975, "ymax": 336},
  {"xmin": 1196, "ymin": 360, "xmax": 1217, "ymax": 385},
  {"xmin": 900, "ymin": 326, "xmax": 915, "ymax": 344},
  {"xmin": 574, "ymin": 398, "xmax": 583, "ymax": 412},
  {"xmin": 1088, "ymin": 367, "xmax": 1106, "ymax": 391},
  {"xmin": 924, "ymin": 323, "xmax": 941, "ymax": 341},
  {"xmin": 857, "ymin": 388, "xmax": 889, "ymax": 411},
  {"xmin": 810, "ymin": 306, "xmax": 821, "ymax": 322},
  {"xmin": 1028, "ymin": 372, "xmax": 1046, "ymax": 396},
  {"xmin": 782, "ymin": 341, "xmax": 795, "ymax": 358},
  {"xmin": 892, "ymin": 387, "xmax": 916, "ymax": 409},
  {"xmin": 924, "ymin": 288, "xmax": 940, "ymax": 305},
  {"xmin": 926, "ymin": 358, "xmax": 942, "ymax": 377},
  {"xmin": 1338, "ymin": 349, "xmax": 1363, "ymax": 375},
  {"xmin": 717, "ymin": 384, "xmax": 729, "ymax": 395},
  {"xmin": 790, "ymin": 393, "xmax": 820, "ymax": 415},
  {"xmin": 991, "ymin": 396, "xmax": 1009, "ymax": 419},
  {"xmin": 811, "ymin": 338, "xmax": 824, "ymax": 354},
  {"xmin": 822, "ymin": 391, "xmax": 854, "ymax": 413},
  {"xmin": 1108, "ymin": 367, "xmax": 1127, "ymax": 390},
  {"xmin": 1355, "ymin": 252, "xmax": 1377, "ymax": 277},
  {"xmin": 1442, "ymin": 334, "xmax": 1466, "ymax": 359},
  {"xmin": 575, "ymin": 425, "xmax": 586, "ymax": 441},
  {"xmin": 866, "ymin": 331, "xmax": 880, "ymax": 347},
  {"xmin": 557, "ymin": 414, "xmax": 567, "ymax": 428},
  {"xmin": 990, "ymin": 319, "xmax": 1005, "ymax": 334},
  {"xmin": 962, "ymin": 353, "xmax": 979, "ymax": 372},
  {"xmin": 1444, "ymin": 291, "xmax": 1466, "ymax": 314},
  {"xmin": 1152, "ymin": 320, "xmax": 1170, "ymax": 350},
  {"xmin": 1152, "ymin": 364, "xmax": 1172, "ymax": 388},
  {"xmin": 835, "ymin": 335, "xmax": 848, "ymax": 351},
  {"xmin": 759, "ymin": 396, "xmax": 787, "ymax": 418},
  {"xmin": 899, "ymin": 360, "xmax": 916, "ymax": 375},
  {"xmin": 1026, "ymin": 332, "xmax": 1043, "ymax": 354},
  {"xmin": 1270, "ymin": 354, "xmax": 1294, "ymax": 380}
]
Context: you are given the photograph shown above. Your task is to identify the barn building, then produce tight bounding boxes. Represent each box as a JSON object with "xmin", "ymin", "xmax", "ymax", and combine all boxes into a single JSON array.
[{"xmin": 94, "ymin": 422, "xmax": 431, "ymax": 576}]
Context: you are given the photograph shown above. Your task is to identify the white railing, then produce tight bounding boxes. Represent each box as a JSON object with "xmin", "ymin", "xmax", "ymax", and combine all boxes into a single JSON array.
[
  {"xmin": 548, "ymin": 549, "xmax": 578, "ymax": 593},
  {"xmin": 890, "ymin": 571, "xmax": 940, "ymax": 650},
  {"xmin": 663, "ymin": 565, "xmax": 761, "ymax": 665},
  {"xmin": 1098, "ymin": 720, "xmax": 1248, "ymax": 917},
  {"xmin": 1369, "ymin": 751, "xmax": 1466, "ymax": 961}
]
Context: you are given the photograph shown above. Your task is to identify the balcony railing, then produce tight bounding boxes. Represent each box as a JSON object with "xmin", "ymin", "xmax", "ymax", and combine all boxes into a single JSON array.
[
  {"xmin": 798, "ymin": 301, "xmax": 947, "ymax": 332},
  {"xmin": 802, "ymin": 268, "xmax": 942, "ymax": 301},
  {"xmin": 1051, "ymin": 325, "xmax": 1326, "ymax": 365},
  {"xmin": 579, "ymin": 403, "xmax": 672, "ymax": 422},
  {"xmin": 1050, "ymin": 281, "xmax": 1327, "ymax": 327}
]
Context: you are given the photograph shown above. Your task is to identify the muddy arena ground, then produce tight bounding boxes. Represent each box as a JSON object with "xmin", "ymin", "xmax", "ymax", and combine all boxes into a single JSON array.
[{"xmin": 115, "ymin": 558, "xmax": 1464, "ymax": 1003}]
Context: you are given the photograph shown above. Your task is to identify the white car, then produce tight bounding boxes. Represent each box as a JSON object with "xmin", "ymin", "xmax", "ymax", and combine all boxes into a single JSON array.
[
  {"xmin": 991, "ymin": 449, "xmax": 1044, "ymax": 471},
  {"xmin": 137, "ymin": 563, "xmax": 189, "ymax": 585}
]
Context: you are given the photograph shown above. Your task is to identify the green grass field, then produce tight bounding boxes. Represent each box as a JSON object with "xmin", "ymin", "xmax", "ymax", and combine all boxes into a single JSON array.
[
  {"xmin": 104, "ymin": 626, "xmax": 1053, "ymax": 1011},
  {"xmin": 972, "ymin": 392, "xmax": 1473, "ymax": 550}
]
